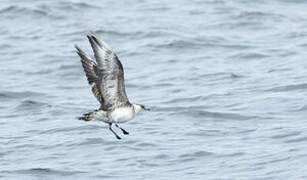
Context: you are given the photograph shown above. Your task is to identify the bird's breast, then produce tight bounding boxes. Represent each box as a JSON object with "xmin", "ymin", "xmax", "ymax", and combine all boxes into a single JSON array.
[{"xmin": 110, "ymin": 107, "xmax": 135, "ymax": 123}]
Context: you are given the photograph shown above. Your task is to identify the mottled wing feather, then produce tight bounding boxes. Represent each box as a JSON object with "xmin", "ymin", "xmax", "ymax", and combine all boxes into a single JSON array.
[
  {"xmin": 75, "ymin": 45, "xmax": 105, "ymax": 106},
  {"xmin": 114, "ymin": 56, "xmax": 128, "ymax": 103},
  {"xmin": 91, "ymin": 84, "xmax": 104, "ymax": 105},
  {"xmin": 87, "ymin": 31, "xmax": 130, "ymax": 110},
  {"xmin": 75, "ymin": 45, "xmax": 97, "ymax": 84}
]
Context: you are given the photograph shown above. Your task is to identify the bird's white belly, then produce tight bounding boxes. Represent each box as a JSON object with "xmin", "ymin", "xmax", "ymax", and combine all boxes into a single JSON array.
[
  {"xmin": 109, "ymin": 107, "xmax": 135, "ymax": 123},
  {"xmin": 91, "ymin": 107, "xmax": 135, "ymax": 123}
]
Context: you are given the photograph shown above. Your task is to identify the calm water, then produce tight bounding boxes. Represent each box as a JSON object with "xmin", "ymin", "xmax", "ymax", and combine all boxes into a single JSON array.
[{"xmin": 1, "ymin": 0, "xmax": 307, "ymax": 179}]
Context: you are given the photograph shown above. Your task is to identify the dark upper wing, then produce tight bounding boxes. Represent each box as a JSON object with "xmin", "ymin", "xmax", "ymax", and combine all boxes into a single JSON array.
[
  {"xmin": 86, "ymin": 31, "xmax": 130, "ymax": 110},
  {"xmin": 75, "ymin": 45, "xmax": 104, "ymax": 106}
]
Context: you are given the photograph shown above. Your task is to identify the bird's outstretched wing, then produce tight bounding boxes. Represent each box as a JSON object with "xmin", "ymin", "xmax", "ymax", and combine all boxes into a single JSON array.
[
  {"xmin": 75, "ymin": 45, "xmax": 104, "ymax": 106},
  {"xmin": 75, "ymin": 31, "xmax": 130, "ymax": 110}
]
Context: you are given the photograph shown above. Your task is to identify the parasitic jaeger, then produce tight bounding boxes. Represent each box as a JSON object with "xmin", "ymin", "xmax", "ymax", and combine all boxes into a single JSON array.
[{"xmin": 75, "ymin": 31, "xmax": 150, "ymax": 139}]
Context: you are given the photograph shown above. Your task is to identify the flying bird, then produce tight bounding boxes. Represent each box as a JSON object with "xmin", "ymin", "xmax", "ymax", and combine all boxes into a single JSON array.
[{"xmin": 75, "ymin": 31, "xmax": 149, "ymax": 139}]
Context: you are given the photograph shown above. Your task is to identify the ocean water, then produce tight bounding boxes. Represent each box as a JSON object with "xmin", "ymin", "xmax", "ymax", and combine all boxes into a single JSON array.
[{"xmin": 1, "ymin": 0, "xmax": 307, "ymax": 179}]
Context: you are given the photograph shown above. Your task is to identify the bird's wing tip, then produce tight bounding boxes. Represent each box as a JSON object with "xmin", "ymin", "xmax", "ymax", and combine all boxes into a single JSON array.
[
  {"xmin": 88, "ymin": 30, "xmax": 99, "ymax": 39},
  {"xmin": 87, "ymin": 30, "xmax": 111, "ymax": 50},
  {"xmin": 75, "ymin": 44, "xmax": 85, "ymax": 52}
]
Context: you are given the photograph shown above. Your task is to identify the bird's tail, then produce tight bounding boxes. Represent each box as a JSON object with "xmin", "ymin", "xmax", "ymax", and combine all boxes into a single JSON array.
[{"xmin": 78, "ymin": 111, "xmax": 94, "ymax": 121}]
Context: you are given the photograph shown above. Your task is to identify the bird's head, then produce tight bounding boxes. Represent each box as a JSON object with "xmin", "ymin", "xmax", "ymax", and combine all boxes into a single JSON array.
[{"xmin": 133, "ymin": 104, "xmax": 150, "ymax": 114}]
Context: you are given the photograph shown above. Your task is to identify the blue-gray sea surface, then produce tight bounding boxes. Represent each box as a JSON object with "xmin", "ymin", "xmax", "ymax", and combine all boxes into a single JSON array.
[{"xmin": 1, "ymin": 0, "xmax": 307, "ymax": 179}]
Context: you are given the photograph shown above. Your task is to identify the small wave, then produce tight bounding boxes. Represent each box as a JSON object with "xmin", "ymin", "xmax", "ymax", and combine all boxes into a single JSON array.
[
  {"xmin": 136, "ymin": 30, "xmax": 179, "ymax": 39},
  {"xmin": 69, "ymin": 2, "xmax": 98, "ymax": 9},
  {"xmin": 220, "ymin": 152, "xmax": 245, "ymax": 157},
  {"xmin": 267, "ymin": 67, "xmax": 292, "ymax": 73},
  {"xmin": 10, "ymin": 168, "xmax": 85, "ymax": 176},
  {"xmin": 266, "ymin": 83, "xmax": 307, "ymax": 92},
  {"xmin": 297, "ymin": 105, "xmax": 307, "ymax": 111},
  {"xmin": 192, "ymin": 110, "xmax": 256, "ymax": 120},
  {"xmin": 255, "ymin": 156, "xmax": 291, "ymax": 166},
  {"xmin": 270, "ymin": 131, "xmax": 301, "ymax": 140},
  {"xmin": 285, "ymin": 136, "xmax": 307, "ymax": 143},
  {"xmin": 95, "ymin": 29, "xmax": 142, "ymax": 38},
  {"xmin": 0, "ymin": 91, "xmax": 46, "ymax": 100},
  {"xmin": 0, "ymin": 43, "xmax": 13, "ymax": 50},
  {"xmin": 153, "ymin": 154, "xmax": 169, "ymax": 159},
  {"xmin": 0, "ymin": 5, "xmax": 48, "ymax": 17},
  {"xmin": 15, "ymin": 100, "xmax": 51, "ymax": 111},
  {"xmin": 165, "ymin": 106, "xmax": 257, "ymax": 121},
  {"xmin": 234, "ymin": 11, "xmax": 286, "ymax": 21},
  {"xmin": 75, "ymin": 138, "xmax": 108, "ymax": 147},
  {"xmin": 138, "ymin": 6, "xmax": 171, "ymax": 12},
  {"xmin": 25, "ymin": 68, "xmax": 53, "ymax": 75},
  {"xmin": 38, "ymin": 125, "xmax": 97, "ymax": 135},
  {"xmin": 51, "ymin": 1, "xmax": 99, "ymax": 12},
  {"xmin": 277, "ymin": 0, "xmax": 307, "ymax": 4},
  {"xmin": 136, "ymin": 142, "xmax": 156, "ymax": 147},
  {"xmin": 229, "ymin": 52, "xmax": 270, "ymax": 60},
  {"xmin": 198, "ymin": 72, "xmax": 245, "ymax": 81},
  {"xmin": 58, "ymin": 64, "xmax": 80, "ymax": 70},
  {"xmin": 176, "ymin": 150, "xmax": 214, "ymax": 162},
  {"xmin": 150, "ymin": 38, "xmax": 254, "ymax": 51},
  {"xmin": 163, "ymin": 95, "xmax": 209, "ymax": 104}
]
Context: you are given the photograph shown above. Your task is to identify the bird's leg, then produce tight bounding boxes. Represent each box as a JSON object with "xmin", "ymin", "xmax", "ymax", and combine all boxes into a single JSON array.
[
  {"xmin": 115, "ymin": 124, "xmax": 129, "ymax": 135},
  {"xmin": 109, "ymin": 123, "xmax": 121, "ymax": 140}
]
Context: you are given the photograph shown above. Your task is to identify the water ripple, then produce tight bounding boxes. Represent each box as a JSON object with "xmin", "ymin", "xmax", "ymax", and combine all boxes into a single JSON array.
[{"xmin": 8, "ymin": 168, "xmax": 85, "ymax": 176}]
